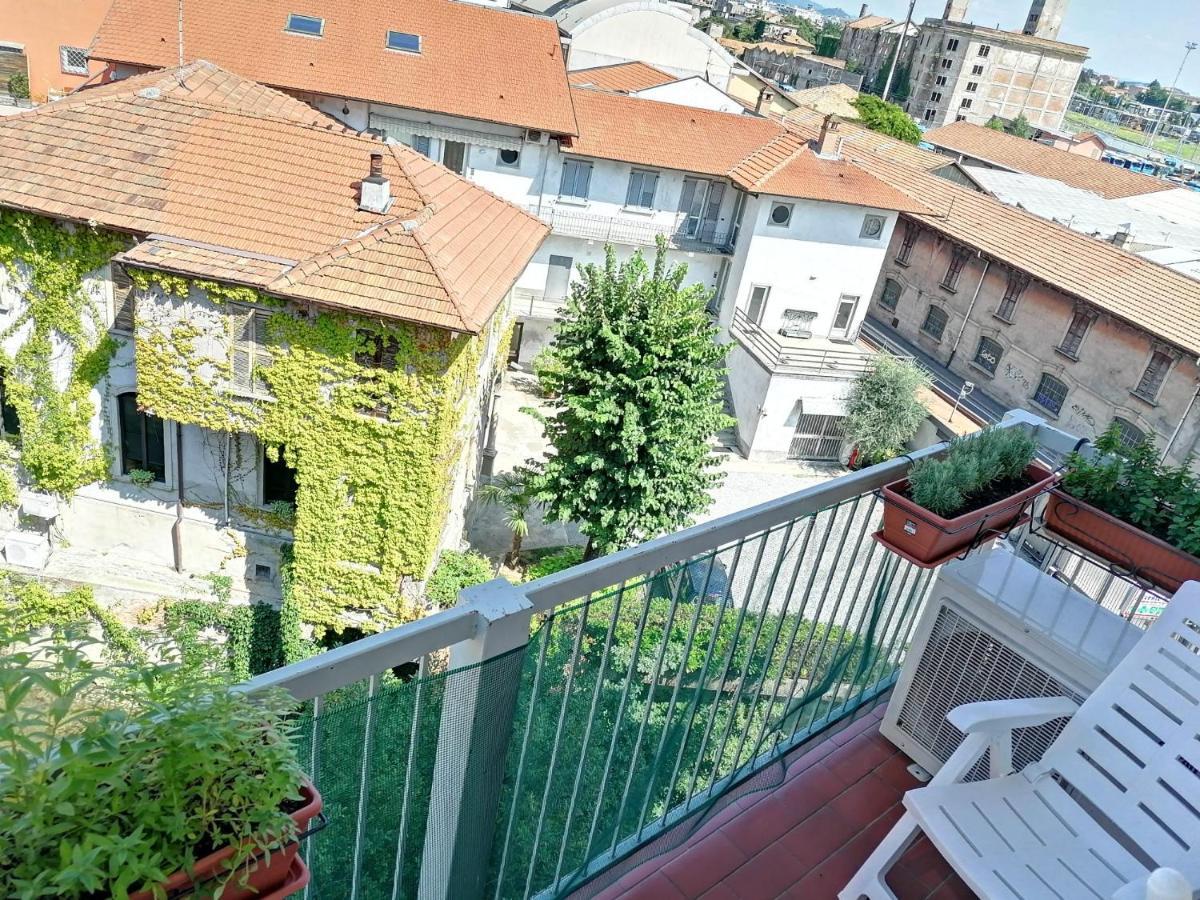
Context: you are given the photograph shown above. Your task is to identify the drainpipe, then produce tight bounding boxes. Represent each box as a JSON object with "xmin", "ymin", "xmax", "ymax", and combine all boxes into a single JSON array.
[
  {"xmin": 947, "ymin": 254, "xmax": 989, "ymax": 365},
  {"xmin": 171, "ymin": 422, "xmax": 185, "ymax": 573},
  {"xmin": 223, "ymin": 430, "xmax": 232, "ymax": 525},
  {"xmin": 1162, "ymin": 375, "xmax": 1200, "ymax": 463}
]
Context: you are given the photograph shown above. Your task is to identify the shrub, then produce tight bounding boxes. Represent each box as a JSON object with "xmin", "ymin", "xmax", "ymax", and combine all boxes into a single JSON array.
[
  {"xmin": 908, "ymin": 427, "xmax": 1036, "ymax": 517},
  {"xmin": 425, "ymin": 549, "xmax": 493, "ymax": 607},
  {"xmin": 852, "ymin": 94, "xmax": 922, "ymax": 144},
  {"xmin": 0, "ymin": 625, "xmax": 304, "ymax": 898},
  {"xmin": 523, "ymin": 546, "xmax": 584, "ymax": 582},
  {"xmin": 128, "ymin": 468, "xmax": 156, "ymax": 487},
  {"xmin": 843, "ymin": 355, "xmax": 931, "ymax": 465},
  {"xmin": 6, "ymin": 73, "xmax": 29, "ymax": 100},
  {"xmin": 1062, "ymin": 425, "xmax": 1200, "ymax": 556}
]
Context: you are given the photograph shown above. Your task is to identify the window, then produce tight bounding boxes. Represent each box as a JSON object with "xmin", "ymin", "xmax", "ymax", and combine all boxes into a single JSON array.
[
  {"xmin": 923, "ymin": 108, "xmax": 937, "ymax": 121},
  {"xmin": 497, "ymin": 148, "xmax": 520, "ymax": 168},
  {"xmin": 625, "ymin": 169, "xmax": 659, "ymax": 209},
  {"xmin": 412, "ymin": 135, "xmax": 432, "ymax": 158},
  {"xmin": 284, "ymin": 13, "xmax": 324, "ymax": 36},
  {"xmin": 230, "ymin": 308, "xmax": 271, "ymax": 396},
  {"xmin": 978, "ymin": 44, "xmax": 991, "ymax": 57},
  {"xmin": 972, "ymin": 64, "xmax": 985, "ymax": 75},
  {"xmin": 1057, "ymin": 308, "xmax": 1093, "ymax": 358},
  {"xmin": 441, "ymin": 140, "xmax": 466, "ymax": 175},
  {"xmin": 111, "ymin": 263, "xmax": 135, "ymax": 332},
  {"xmin": 117, "ymin": 392, "xmax": 165, "ymax": 481},
  {"xmin": 895, "ymin": 222, "xmax": 918, "ymax": 265},
  {"xmin": 960, "ymin": 98, "xmax": 973, "ymax": 109},
  {"xmin": 940, "ymin": 58, "xmax": 953, "ymax": 70},
  {"xmin": 1134, "ymin": 351, "xmax": 1173, "ymax": 402},
  {"xmin": 746, "ymin": 285, "xmax": 770, "ymax": 324},
  {"xmin": 262, "ymin": 446, "xmax": 298, "ymax": 505},
  {"xmin": 941, "ymin": 246, "xmax": 970, "ymax": 291},
  {"xmin": 966, "ymin": 81, "xmax": 978, "ymax": 92},
  {"xmin": 559, "ymin": 158, "xmax": 592, "ymax": 200},
  {"xmin": 946, "ymin": 38, "xmax": 959, "ymax": 51},
  {"xmin": 385, "ymin": 30, "xmax": 421, "ymax": 53},
  {"xmin": 955, "ymin": 114, "xmax": 967, "ymax": 122},
  {"xmin": 769, "ymin": 202, "xmax": 794, "ymax": 226},
  {"xmin": 930, "ymin": 91, "xmax": 943, "ymax": 103},
  {"xmin": 356, "ymin": 331, "xmax": 401, "ymax": 370},
  {"xmin": 935, "ymin": 75, "xmax": 948, "ymax": 87},
  {"xmin": 995, "ymin": 270, "xmax": 1028, "ymax": 321},
  {"xmin": 59, "ymin": 46, "xmax": 89, "ymax": 75},
  {"xmin": 879, "ymin": 277, "xmax": 902, "ymax": 310},
  {"xmin": 1110, "ymin": 417, "xmax": 1146, "ymax": 450},
  {"xmin": 0, "ymin": 369, "xmax": 19, "ymax": 437},
  {"xmin": 830, "ymin": 295, "xmax": 859, "ymax": 340},
  {"xmin": 545, "ymin": 255, "xmax": 572, "ymax": 300},
  {"xmin": 972, "ymin": 336, "xmax": 1002, "ymax": 375},
  {"xmin": 921, "ymin": 305, "xmax": 948, "ymax": 341},
  {"xmin": 1032, "ymin": 373, "xmax": 1067, "ymax": 416}
]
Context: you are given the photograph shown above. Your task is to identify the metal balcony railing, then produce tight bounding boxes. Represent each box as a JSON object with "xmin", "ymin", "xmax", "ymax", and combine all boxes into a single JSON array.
[
  {"xmin": 241, "ymin": 411, "xmax": 1084, "ymax": 900},
  {"xmin": 528, "ymin": 203, "xmax": 734, "ymax": 254},
  {"xmin": 731, "ymin": 308, "xmax": 905, "ymax": 377}
]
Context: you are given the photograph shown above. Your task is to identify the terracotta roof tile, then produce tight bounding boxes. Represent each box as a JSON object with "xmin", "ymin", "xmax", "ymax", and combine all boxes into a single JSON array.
[
  {"xmin": 924, "ymin": 121, "xmax": 1170, "ymax": 199},
  {"xmin": 845, "ymin": 14, "xmax": 893, "ymax": 29},
  {"xmin": 567, "ymin": 62, "xmax": 677, "ymax": 94},
  {"xmin": 0, "ymin": 62, "xmax": 546, "ymax": 333},
  {"xmin": 91, "ymin": 0, "xmax": 578, "ymax": 136}
]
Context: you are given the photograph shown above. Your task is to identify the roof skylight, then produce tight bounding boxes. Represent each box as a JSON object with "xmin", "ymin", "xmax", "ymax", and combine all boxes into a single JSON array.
[
  {"xmin": 386, "ymin": 31, "xmax": 421, "ymax": 54},
  {"xmin": 285, "ymin": 14, "xmax": 324, "ymax": 36}
]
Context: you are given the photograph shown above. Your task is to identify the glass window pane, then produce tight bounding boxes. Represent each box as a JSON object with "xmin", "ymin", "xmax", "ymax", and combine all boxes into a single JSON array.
[
  {"xmin": 285, "ymin": 14, "xmax": 324, "ymax": 35},
  {"xmin": 386, "ymin": 31, "xmax": 420, "ymax": 53}
]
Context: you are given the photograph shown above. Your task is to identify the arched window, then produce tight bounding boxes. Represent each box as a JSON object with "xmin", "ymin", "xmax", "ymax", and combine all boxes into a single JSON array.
[
  {"xmin": 972, "ymin": 337, "xmax": 1003, "ymax": 375},
  {"xmin": 117, "ymin": 392, "xmax": 165, "ymax": 482},
  {"xmin": 1110, "ymin": 417, "xmax": 1146, "ymax": 450},
  {"xmin": 921, "ymin": 305, "xmax": 948, "ymax": 341},
  {"xmin": 1032, "ymin": 373, "xmax": 1068, "ymax": 417},
  {"xmin": 879, "ymin": 278, "xmax": 902, "ymax": 311}
]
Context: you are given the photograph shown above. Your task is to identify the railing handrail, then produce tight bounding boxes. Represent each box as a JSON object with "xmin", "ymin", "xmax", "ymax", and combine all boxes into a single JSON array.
[
  {"xmin": 730, "ymin": 307, "xmax": 907, "ymax": 376},
  {"xmin": 527, "ymin": 202, "xmax": 732, "ymax": 252}
]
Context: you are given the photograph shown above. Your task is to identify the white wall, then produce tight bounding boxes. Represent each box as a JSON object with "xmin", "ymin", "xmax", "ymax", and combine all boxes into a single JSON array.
[{"xmin": 633, "ymin": 77, "xmax": 747, "ymax": 113}]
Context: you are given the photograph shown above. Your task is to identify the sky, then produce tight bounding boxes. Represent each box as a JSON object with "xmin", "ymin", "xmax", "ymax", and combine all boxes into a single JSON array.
[{"xmin": 845, "ymin": 0, "xmax": 1200, "ymax": 96}]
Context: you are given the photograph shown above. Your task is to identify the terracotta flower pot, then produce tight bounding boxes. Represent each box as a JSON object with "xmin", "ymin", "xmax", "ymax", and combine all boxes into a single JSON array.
[
  {"xmin": 1043, "ymin": 489, "xmax": 1200, "ymax": 594},
  {"xmin": 875, "ymin": 463, "xmax": 1058, "ymax": 567},
  {"xmin": 131, "ymin": 782, "xmax": 322, "ymax": 900}
]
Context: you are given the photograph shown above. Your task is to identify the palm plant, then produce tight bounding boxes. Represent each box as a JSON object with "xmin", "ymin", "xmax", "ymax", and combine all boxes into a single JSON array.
[{"xmin": 478, "ymin": 469, "xmax": 537, "ymax": 566}]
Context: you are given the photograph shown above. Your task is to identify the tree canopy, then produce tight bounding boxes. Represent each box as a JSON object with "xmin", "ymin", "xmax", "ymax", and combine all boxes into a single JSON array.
[
  {"xmin": 843, "ymin": 355, "xmax": 931, "ymax": 465},
  {"xmin": 531, "ymin": 242, "xmax": 732, "ymax": 558},
  {"xmin": 852, "ymin": 94, "xmax": 921, "ymax": 144}
]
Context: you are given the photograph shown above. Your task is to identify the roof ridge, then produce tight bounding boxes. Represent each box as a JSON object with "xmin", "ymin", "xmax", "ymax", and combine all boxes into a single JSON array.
[
  {"xmin": 727, "ymin": 129, "xmax": 803, "ymax": 186},
  {"xmin": 408, "ymin": 226, "xmax": 473, "ymax": 331}
]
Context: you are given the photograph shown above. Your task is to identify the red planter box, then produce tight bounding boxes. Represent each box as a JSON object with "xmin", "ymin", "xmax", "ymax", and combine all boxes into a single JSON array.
[
  {"xmin": 1043, "ymin": 489, "xmax": 1200, "ymax": 594},
  {"xmin": 875, "ymin": 464, "xmax": 1058, "ymax": 567},
  {"xmin": 131, "ymin": 782, "xmax": 322, "ymax": 900}
]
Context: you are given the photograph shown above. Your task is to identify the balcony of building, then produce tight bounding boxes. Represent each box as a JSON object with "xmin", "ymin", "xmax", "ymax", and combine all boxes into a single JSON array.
[
  {"xmin": 134, "ymin": 412, "xmax": 1195, "ymax": 899},
  {"xmin": 731, "ymin": 307, "xmax": 901, "ymax": 378},
  {"xmin": 528, "ymin": 203, "xmax": 735, "ymax": 255}
]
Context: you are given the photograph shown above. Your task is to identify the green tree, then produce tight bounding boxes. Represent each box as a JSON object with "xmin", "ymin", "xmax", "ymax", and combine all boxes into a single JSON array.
[
  {"xmin": 1007, "ymin": 113, "xmax": 1033, "ymax": 138},
  {"xmin": 843, "ymin": 355, "xmax": 931, "ymax": 465},
  {"xmin": 782, "ymin": 15, "xmax": 819, "ymax": 45},
  {"xmin": 1136, "ymin": 79, "xmax": 1169, "ymax": 107},
  {"xmin": 985, "ymin": 115, "xmax": 1006, "ymax": 131},
  {"xmin": 478, "ymin": 469, "xmax": 537, "ymax": 566},
  {"xmin": 852, "ymin": 93, "xmax": 921, "ymax": 144},
  {"xmin": 532, "ymin": 242, "xmax": 732, "ymax": 558},
  {"xmin": 870, "ymin": 52, "xmax": 910, "ymax": 103}
]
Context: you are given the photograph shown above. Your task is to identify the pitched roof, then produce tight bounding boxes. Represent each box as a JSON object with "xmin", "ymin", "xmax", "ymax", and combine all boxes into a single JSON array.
[
  {"xmin": 778, "ymin": 106, "xmax": 952, "ymax": 173},
  {"xmin": 567, "ymin": 61, "xmax": 677, "ymax": 94},
  {"xmin": 565, "ymin": 88, "xmax": 930, "ymax": 213},
  {"xmin": 90, "ymin": 0, "xmax": 578, "ymax": 136},
  {"xmin": 923, "ymin": 121, "xmax": 1170, "ymax": 200},
  {"xmin": 0, "ymin": 63, "xmax": 546, "ymax": 333},
  {"xmin": 785, "ymin": 83, "xmax": 860, "ymax": 119},
  {"xmin": 845, "ymin": 14, "xmax": 893, "ymax": 29},
  {"xmin": 778, "ymin": 115, "xmax": 1200, "ymax": 355}
]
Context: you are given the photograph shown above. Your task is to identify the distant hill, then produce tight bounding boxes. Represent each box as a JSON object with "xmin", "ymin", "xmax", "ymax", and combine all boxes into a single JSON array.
[{"xmin": 788, "ymin": 2, "xmax": 853, "ymax": 18}]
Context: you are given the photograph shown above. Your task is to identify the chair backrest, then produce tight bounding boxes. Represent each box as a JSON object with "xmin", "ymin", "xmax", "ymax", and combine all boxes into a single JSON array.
[{"xmin": 1038, "ymin": 581, "xmax": 1200, "ymax": 869}]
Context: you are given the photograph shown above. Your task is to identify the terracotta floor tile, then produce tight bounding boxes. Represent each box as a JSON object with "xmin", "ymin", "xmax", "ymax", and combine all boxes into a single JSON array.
[
  {"xmin": 824, "ymin": 737, "xmax": 897, "ymax": 787},
  {"xmin": 662, "ymin": 832, "xmax": 747, "ymax": 896},
  {"xmin": 874, "ymin": 752, "xmax": 922, "ymax": 794},
  {"xmin": 623, "ymin": 872, "xmax": 686, "ymax": 899},
  {"xmin": 829, "ymin": 774, "xmax": 902, "ymax": 824},
  {"xmin": 777, "ymin": 806, "xmax": 858, "ymax": 873},
  {"xmin": 698, "ymin": 883, "xmax": 741, "ymax": 900},
  {"xmin": 720, "ymin": 795, "xmax": 803, "ymax": 856},
  {"xmin": 773, "ymin": 763, "xmax": 845, "ymax": 820},
  {"xmin": 723, "ymin": 842, "xmax": 807, "ymax": 900},
  {"xmin": 926, "ymin": 872, "xmax": 978, "ymax": 900}
]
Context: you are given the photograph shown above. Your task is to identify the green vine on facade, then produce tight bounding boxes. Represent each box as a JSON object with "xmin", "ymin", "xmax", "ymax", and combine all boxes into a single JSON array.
[{"xmin": 0, "ymin": 211, "xmax": 124, "ymax": 495}]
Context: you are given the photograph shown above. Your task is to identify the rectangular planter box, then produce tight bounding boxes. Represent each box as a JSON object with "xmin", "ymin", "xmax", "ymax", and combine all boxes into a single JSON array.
[
  {"xmin": 1043, "ymin": 489, "xmax": 1200, "ymax": 594},
  {"xmin": 875, "ymin": 463, "xmax": 1058, "ymax": 567}
]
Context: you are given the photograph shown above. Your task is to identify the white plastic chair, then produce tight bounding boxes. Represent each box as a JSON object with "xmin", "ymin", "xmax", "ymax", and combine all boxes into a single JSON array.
[{"xmin": 840, "ymin": 581, "xmax": 1200, "ymax": 900}]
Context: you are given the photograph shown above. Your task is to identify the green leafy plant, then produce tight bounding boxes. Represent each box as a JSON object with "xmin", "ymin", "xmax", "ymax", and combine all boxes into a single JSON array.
[
  {"xmin": 1062, "ymin": 425, "xmax": 1200, "ymax": 556},
  {"xmin": 0, "ymin": 623, "xmax": 304, "ymax": 899},
  {"xmin": 425, "ymin": 549, "xmax": 493, "ymax": 608},
  {"xmin": 478, "ymin": 469, "xmax": 537, "ymax": 566},
  {"xmin": 843, "ymin": 355, "xmax": 931, "ymax": 465},
  {"xmin": 852, "ymin": 94, "xmax": 921, "ymax": 144},
  {"xmin": 907, "ymin": 427, "xmax": 1036, "ymax": 517},
  {"xmin": 522, "ymin": 546, "xmax": 584, "ymax": 582},
  {"xmin": 6, "ymin": 73, "xmax": 29, "ymax": 100},
  {"xmin": 128, "ymin": 468, "xmax": 156, "ymax": 487}
]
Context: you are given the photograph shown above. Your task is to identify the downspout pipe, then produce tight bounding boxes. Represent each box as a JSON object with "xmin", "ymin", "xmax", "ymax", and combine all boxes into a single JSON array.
[
  {"xmin": 1162, "ymin": 374, "xmax": 1200, "ymax": 463},
  {"xmin": 947, "ymin": 253, "xmax": 989, "ymax": 365},
  {"xmin": 171, "ymin": 422, "xmax": 185, "ymax": 573}
]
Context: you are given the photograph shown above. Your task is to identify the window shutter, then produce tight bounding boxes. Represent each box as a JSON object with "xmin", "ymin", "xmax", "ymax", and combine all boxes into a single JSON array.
[
  {"xmin": 251, "ymin": 312, "xmax": 269, "ymax": 394},
  {"xmin": 112, "ymin": 264, "xmax": 136, "ymax": 332},
  {"xmin": 230, "ymin": 310, "xmax": 254, "ymax": 394}
]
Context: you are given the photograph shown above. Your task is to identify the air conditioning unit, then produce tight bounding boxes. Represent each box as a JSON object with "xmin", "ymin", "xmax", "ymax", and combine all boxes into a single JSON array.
[
  {"xmin": 881, "ymin": 547, "xmax": 1145, "ymax": 778},
  {"xmin": 524, "ymin": 129, "xmax": 548, "ymax": 145}
]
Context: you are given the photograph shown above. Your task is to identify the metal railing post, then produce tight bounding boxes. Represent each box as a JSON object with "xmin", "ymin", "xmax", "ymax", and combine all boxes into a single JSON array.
[{"xmin": 417, "ymin": 579, "xmax": 533, "ymax": 900}]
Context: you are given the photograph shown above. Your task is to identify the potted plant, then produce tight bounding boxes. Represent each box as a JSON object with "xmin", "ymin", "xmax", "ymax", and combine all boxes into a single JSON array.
[
  {"xmin": 1043, "ymin": 425, "xmax": 1200, "ymax": 593},
  {"xmin": 0, "ymin": 622, "xmax": 321, "ymax": 900},
  {"xmin": 875, "ymin": 427, "xmax": 1056, "ymax": 566}
]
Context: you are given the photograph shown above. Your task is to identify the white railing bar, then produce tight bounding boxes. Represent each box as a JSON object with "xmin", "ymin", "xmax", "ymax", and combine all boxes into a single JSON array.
[{"xmin": 239, "ymin": 606, "xmax": 478, "ymax": 700}]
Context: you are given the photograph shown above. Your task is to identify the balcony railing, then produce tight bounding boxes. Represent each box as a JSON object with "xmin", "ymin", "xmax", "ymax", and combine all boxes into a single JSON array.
[
  {"xmin": 242, "ymin": 411, "xmax": 1082, "ymax": 900},
  {"xmin": 528, "ymin": 203, "xmax": 734, "ymax": 254},
  {"xmin": 731, "ymin": 307, "xmax": 904, "ymax": 377}
]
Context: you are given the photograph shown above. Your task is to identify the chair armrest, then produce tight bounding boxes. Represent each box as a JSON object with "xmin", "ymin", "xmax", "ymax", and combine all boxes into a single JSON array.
[
  {"xmin": 1113, "ymin": 865, "xmax": 1198, "ymax": 900},
  {"xmin": 947, "ymin": 696, "xmax": 1079, "ymax": 735},
  {"xmin": 930, "ymin": 732, "xmax": 991, "ymax": 786}
]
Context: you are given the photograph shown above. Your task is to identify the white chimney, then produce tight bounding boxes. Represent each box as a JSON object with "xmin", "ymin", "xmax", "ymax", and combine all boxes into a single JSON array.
[
  {"xmin": 359, "ymin": 152, "xmax": 392, "ymax": 214},
  {"xmin": 755, "ymin": 86, "xmax": 775, "ymax": 113}
]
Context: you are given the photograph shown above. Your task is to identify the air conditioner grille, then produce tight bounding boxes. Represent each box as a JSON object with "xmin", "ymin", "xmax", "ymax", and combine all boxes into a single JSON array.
[{"xmin": 894, "ymin": 606, "xmax": 1083, "ymax": 779}]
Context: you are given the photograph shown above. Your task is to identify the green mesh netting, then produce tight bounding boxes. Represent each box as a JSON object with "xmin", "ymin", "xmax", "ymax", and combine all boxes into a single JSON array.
[{"xmin": 293, "ymin": 496, "xmax": 931, "ymax": 900}]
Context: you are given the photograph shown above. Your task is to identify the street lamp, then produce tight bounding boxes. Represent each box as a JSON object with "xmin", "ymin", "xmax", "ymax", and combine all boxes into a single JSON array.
[{"xmin": 1146, "ymin": 41, "xmax": 1197, "ymax": 150}]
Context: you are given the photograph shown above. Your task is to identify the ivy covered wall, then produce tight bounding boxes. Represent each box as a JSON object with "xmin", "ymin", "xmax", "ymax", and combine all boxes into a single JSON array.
[{"xmin": 131, "ymin": 274, "xmax": 504, "ymax": 632}]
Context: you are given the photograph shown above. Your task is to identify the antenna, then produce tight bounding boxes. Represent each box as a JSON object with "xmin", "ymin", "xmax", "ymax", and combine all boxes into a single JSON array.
[{"xmin": 178, "ymin": 0, "xmax": 184, "ymax": 66}]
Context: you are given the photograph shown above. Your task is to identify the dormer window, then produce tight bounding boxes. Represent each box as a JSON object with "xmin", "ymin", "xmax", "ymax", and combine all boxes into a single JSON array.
[
  {"xmin": 285, "ymin": 13, "xmax": 324, "ymax": 36},
  {"xmin": 386, "ymin": 30, "xmax": 421, "ymax": 53}
]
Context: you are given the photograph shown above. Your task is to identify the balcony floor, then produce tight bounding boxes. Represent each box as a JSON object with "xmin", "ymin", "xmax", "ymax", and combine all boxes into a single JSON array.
[{"xmin": 585, "ymin": 707, "xmax": 976, "ymax": 900}]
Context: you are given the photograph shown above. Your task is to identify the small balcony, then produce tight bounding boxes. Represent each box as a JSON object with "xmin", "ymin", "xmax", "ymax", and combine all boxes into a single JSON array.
[
  {"xmin": 731, "ymin": 308, "xmax": 898, "ymax": 378},
  {"xmin": 528, "ymin": 203, "xmax": 734, "ymax": 254}
]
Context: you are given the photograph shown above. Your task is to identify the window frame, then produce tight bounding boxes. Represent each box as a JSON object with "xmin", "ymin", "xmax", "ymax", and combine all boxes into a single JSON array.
[
  {"xmin": 746, "ymin": 284, "xmax": 771, "ymax": 325},
  {"xmin": 940, "ymin": 246, "xmax": 970, "ymax": 292},
  {"xmin": 971, "ymin": 336, "xmax": 1003, "ymax": 376},
  {"xmin": 920, "ymin": 305, "xmax": 948, "ymax": 342},
  {"xmin": 879, "ymin": 277, "xmax": 902, "ymax": 311},
  {"xmin": 978, "ymin": 44, "xmax": 991, "ymax": 57},
  {"xmin": 261, "ymin": 443, "xmax": 299, "ymax": 506},
  {"xmin": 930, "ymin": 91, "xmax": 943, "ymax": 103},
  {"xmin": 960, "ymin": 98, "xmax": 973, "ymax": 109},
  {"xmin": 946, "ymin": 38, "xmax": 959, "ymax": 51},
  {"xmin": 994, "ymin": 269, "xmax": 1028, "ymax": 322},
  {"xmin": 895, "ymin": 222, "xmax": 919, "ymax": 265},
  {"xmin": 385, "ymin": 30, "xmax": 421, "ymax": 53},
  {"xmin": 229, "ymin": 306, "xmax": 272, "ymax": 398},
  {"xmin": 965, "ymin": 81, "xmax": 978, "ymax": 92},
  {"xmin": 1056, "ymin": 308, "xmax": 1094, "ymax": 360},
  {"xmin": 1031, "ymin": 373, "xmax": 1068, "ymax": 417},
  {"xmin": 558, "ymin": 158, "xmax": 593, "ymax": 202},
  {"xmin": 59, "ymin": 46, "xmax": 89, "ymax": 75},
  {"xmin": 284, "ymin": 13, "xmax": 325, "ymax": 36},
  {"xmin": 829, "ymin": 294, "xmax": 860, "ymax": 340},
  {"xmin": 971, "ymin": 64, "xmax": 985, "ymax": 75},
  {"xmin": 625, "ymin": 169, "xmax": 659, "ymax": 210},
  {"xmin": 110, "ymin": 263, "xmax": 136, "ymax": 333},
  {"xmin": 935, "ymin": 75, "xmax": 948, "ymax": 87},
  {"xmin": 1110, "ymin": 417, "xmax": 1146, "ymax": 450},
  {"xmin": 1133, "ymin": 350, "xmax": 1173, "ymax": 403},
  {"xmin": 117, "ymin": 391, "xmax": 166, "ymax": 482}
]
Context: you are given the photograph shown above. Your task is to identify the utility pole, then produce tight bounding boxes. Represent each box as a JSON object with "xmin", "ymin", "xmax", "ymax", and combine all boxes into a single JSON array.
[
  {"xmin": 1145, "ymin": 41, "xmax": 1196, "ymax": 149},
  {"xmin": 881, "ymin": 0, "xmax": 916, "ymax": 103}
]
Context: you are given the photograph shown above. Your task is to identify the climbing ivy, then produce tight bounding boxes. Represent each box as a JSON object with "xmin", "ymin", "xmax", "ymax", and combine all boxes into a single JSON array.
[
  {"xmin": 132, "ymin": 273, "xmax": 497, "ymax": 632},
  {"xmin": 0, "ymin": 212, "xmax": 123, "ymax": 494},
  {"xmin": 0, "ymin": 574, "xmax": 143, "ymax": 661}
]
